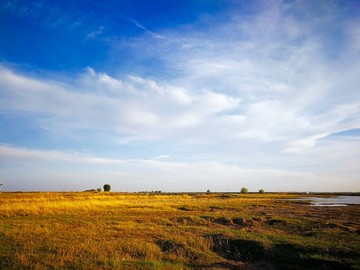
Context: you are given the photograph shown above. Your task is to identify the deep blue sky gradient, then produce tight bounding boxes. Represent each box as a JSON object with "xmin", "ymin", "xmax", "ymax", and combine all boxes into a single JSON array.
[{"xmin": 0, "ymin": 0, "xmax": 234, "ymax": 72}]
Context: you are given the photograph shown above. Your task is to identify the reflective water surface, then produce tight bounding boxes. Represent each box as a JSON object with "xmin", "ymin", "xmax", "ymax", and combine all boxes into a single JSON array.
[{"xmin": 295, "ymin": 196, "xmax": 360, "ymax": 206}]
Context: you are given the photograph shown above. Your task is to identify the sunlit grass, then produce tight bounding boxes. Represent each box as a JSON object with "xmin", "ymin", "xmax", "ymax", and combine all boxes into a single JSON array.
[{"xmin": 0, "ymin": 192, "xmax": 359, "ymax": 269}]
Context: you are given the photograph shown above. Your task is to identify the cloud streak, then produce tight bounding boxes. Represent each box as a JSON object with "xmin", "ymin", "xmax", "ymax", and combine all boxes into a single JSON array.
[{"xmin": 0, "ymin": 144, "xmax": 328, "ymax": 192}]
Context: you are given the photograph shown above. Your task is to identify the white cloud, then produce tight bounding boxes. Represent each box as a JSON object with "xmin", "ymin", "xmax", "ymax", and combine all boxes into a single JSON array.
[
  {"xmin": 0, "ymin": 144, "xmax": 85, "ymax": 163},
  {"xmin": 285, "ymin": 133, "xmax": 330, "ymax": 153},
  {"xmin": 0, "ymin": 65, "xmax": 243, "ymax": 141},
  {"xmin": 152, "ymin": 155, "xmax": 170, "ymax": 160},
  {"xmin": 168, "ymin": 87, "xmax": 192, "ymax": 105},
  {"xmin": 128, "ymin": 18, "xmax": 170, "ymax": 40},
  {"xmin": 0, "ymin": 144, "xmax": 125, "ymax": 164},
  {"xmin": 0, "ymin": 144, "xmax": 329, "ymax": 192},
  {"xmin": 149, "ymin": 1, "xmax": 360, "ymax": 151}
]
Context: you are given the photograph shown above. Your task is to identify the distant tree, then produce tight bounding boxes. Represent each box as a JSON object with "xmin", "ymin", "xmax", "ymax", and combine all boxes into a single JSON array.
[
  {"xmin": 96, "ymin": 188, "xmax": 102, "ymax": 193},
  {"xmin": 259, "ymin": 189, "xmax": 265, "ymax": 194},
  {"xmin": 103, "ymin": 184, "xmax": 111, "ymax": 192},
  {"xmin": 207, "ymin": 189, "xmax": 211, "ymax": 193},
  {"xmin": 240, "ymin": 187, "xmax": 248, "ymax": 194}
]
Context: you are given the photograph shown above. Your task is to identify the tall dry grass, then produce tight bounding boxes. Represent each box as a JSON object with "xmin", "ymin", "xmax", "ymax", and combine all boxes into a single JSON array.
[{"xmin": 1, "ymin": 192, "xmax": 359, "ymax": 269}]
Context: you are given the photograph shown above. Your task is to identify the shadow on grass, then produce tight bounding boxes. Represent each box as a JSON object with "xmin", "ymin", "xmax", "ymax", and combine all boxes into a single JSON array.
[{"xmin": 208, "ymin": 234, "xmax": 357, "ymax": 270}]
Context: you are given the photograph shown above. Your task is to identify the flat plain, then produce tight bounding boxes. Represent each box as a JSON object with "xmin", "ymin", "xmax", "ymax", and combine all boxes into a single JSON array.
[{"xmin": 0, "ymin": 192, "xmax": 359, "ymax": 269}]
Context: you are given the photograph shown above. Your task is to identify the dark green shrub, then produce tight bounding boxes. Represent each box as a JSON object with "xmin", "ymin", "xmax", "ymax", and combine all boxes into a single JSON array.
[{"xmin": 103, "ymin": 184, "xmax": 111, "ymax": 192}]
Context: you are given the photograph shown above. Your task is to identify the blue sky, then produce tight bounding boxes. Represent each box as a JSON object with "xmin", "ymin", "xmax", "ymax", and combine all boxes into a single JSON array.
[{"xmin": 0, "ymin": 0, "xmax": 359, "ymax": 192}]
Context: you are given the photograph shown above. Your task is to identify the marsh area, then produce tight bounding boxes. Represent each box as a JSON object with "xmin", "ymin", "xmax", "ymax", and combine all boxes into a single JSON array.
[
  {"xmin": 0, "ymin": 192, "xmax": 359, "ymax": 269},
  {"xmin": 291, "ymin": 196, "xmax": 360, "ymax": 207}
]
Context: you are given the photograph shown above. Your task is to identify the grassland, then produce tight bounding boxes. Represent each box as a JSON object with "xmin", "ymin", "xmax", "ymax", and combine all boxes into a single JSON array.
[{"xmin": 0, "ymin": 192, "xmax": 359, "ymax": 269}]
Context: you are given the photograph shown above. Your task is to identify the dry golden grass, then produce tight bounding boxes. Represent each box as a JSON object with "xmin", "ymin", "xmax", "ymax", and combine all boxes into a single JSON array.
[{"xmin": 0, "ymin": 192, "xmax": 359, "ymax": 269}]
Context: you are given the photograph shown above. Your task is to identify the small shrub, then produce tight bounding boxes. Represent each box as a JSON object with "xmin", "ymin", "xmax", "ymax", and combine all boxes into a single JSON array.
[
  {"xmin": 103, "ymin": 184, "xmax": 111, "ymax": 192},
  {"xmin": 259, "ymin": 189, "xmax": 265, "ymax": 194},
  {"xmin": 240, "ymin": 187, "xmax": 248, "ymax": 194}
]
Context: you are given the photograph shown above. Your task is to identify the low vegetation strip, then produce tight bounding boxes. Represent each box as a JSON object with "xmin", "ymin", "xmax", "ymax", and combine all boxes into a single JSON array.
[{"xmin": 0, "ymin": 192, "xmax": 359, "ymax": 269}]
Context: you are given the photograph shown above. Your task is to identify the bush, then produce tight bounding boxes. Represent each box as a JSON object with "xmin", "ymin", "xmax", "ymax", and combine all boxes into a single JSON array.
[
  {"xmin": 240, "ymin": 187, "xmax": 248, "ymax": 194},
  {"xmin": 103, "ymin": 184, "xmax": 111, "ymax": 192},
  {"xmin": 259, "ymin": 189, "xmax": 265, "ymax": 194}
]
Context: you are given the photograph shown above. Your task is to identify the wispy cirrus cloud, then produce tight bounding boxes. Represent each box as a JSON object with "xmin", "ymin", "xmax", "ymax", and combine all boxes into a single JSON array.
[
  {"xmin": 126, "ymin": 0, "xmax": 360, "ymax": 150},
  {"xmin": 86, "ymin": 26, "xmax": 105, "ymax": 40}
]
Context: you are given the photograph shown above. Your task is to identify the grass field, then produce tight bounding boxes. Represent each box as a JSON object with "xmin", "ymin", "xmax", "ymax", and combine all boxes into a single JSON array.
[{"xmin": 0, "ymin": 192, "xmax": 359, "ymax": 269}]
